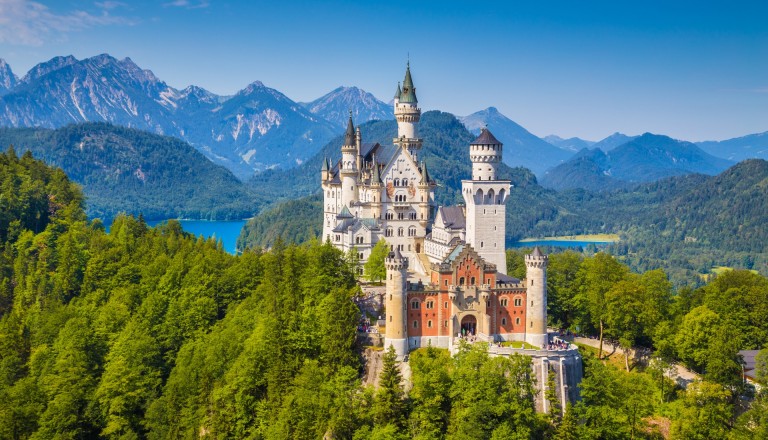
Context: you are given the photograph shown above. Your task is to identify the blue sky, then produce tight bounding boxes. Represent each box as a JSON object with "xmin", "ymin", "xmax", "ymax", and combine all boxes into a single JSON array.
[{"xmin": 0, "ymin": 0, "xmax": 766, "ymax": 141}]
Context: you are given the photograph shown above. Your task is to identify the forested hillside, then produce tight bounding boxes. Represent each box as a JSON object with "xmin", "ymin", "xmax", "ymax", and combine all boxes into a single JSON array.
[
  {"xmin": 1, "ymin": 150, "xmax": 767, "ymax": 438},
  {"xmin": 0, "ymin": 124, "xmax": 264, "ymax": 221}
]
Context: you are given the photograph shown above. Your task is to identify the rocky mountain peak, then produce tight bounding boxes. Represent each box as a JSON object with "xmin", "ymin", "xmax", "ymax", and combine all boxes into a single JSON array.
[
  {"xmin": 21, "ymin": 55, "xmax": 78, "ymax": 84},
  {"xmin": 0, "ymin": 59, "xmax": 18, "ymax": 93}
]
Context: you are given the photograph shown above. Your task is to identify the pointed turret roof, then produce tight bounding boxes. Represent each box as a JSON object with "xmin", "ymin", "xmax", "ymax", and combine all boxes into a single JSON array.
[
  {"xmin": 420, "ymin": 161, "xmax": 430, "ymax": 184},
  {"xmin": 399, "ymin": 62, "xmax": 418, "ymax": 103},
  {"xmin": 371, "ymin": 155, "xmax": 382, "ymax": 185},
  {"xmin": 344, "ymin": 113, "xmax": 355, "ymax": 146},
  {"xmin": 394, "ymin": 246, "xmax": 403, "ymax": 260},
  {"xmin": 531, "ymin": 246, "xmax": 543, "ymax": 257},
  {"xmin": 394, "ymin": 82, "xmax": 402, "ymax": 99},
  {"xmin": 471, "ymin": 127, "xmax": 502, "ymax": 146},
  {"xmin": 321, "ymin": 156, "xmax": 329, "ymax": 171}
]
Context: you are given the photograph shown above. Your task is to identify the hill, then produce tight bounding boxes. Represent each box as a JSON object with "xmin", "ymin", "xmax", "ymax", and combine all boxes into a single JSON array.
[
  {"xmin": 460, "ymin": 107, "xmax": 573, "ymax": 176},
  {"xmin": 302, "ymin": 86, "xmax": 393, "ymax": 130},
  {"xmin": 0, "ymin": 123, "xmax": 264, "ymax": 221},
  {"xmin": 0, "ymin": 54, "xmax": 338, "ymax": 179},
  {"xmin": 696, "ymin": 131, "xmax": 768, "ymax": 162},
  {"xmin": 540, "ymin": 133, "xmax": 733, "ymax": 191}
]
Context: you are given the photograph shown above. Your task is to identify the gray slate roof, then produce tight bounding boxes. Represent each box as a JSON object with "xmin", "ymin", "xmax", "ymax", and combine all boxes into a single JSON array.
[{"xmin": 439, "ymin": 206, "xmax": 466, "ymax": 230}]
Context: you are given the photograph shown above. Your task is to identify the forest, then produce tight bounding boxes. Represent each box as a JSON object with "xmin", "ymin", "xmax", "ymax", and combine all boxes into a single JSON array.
[{"xmin": 1, "ymin": 147, "xmax": 767, "ymax": 439}]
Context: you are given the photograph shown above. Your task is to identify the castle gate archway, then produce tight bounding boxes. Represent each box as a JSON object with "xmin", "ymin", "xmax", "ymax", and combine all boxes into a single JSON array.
[{"xmin": 460, "ymin": 315, "xmax": 477, "ymax": 336}]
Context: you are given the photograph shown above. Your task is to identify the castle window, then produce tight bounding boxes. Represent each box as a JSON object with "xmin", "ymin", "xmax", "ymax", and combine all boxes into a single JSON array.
[
  {"xmin": 426, "ymin": 300, "xmax": 434, "ymax": 309},
  {"xmin": 394, "ymin": 178, "xmax": 400, "ymax": 186},
  {"xmin": 514, "ymin": 297, "xmax": 522, "ymax": 307},
  {"xmin": 501, "ymin": 318, "xmax": 507, "ymax": 326},
  {"xmin": 390, "ymin": 316, "xmax": 392, "ymax": 322},
  {"xmin": 444, "ymin": 301, "xmax": 448, "ymax": 309},
  {"xmin": 500, "ymin": 298, "xmax": 508, "ymax": 307},
  {"xmin": 386, "ymin": 212, "xmax": 393, "ymax": 220},
  {"xmin": 427, "ymin": 320, "xmax": 432, "ymax": 328},
  {"xmin": 531, "ymin": 301, "xmax": 534, "ymax": 306},
  {"xmin": 480, "ymin": 241, "xmax": 484, "ymax": 248},
  {"xmin": 444, "ymin": 320, "xmax": 448, "ymax": 328},
  {"xmin": 398, "ymin": 227, "xmax": 404, "ymax": 237},
  {"xmin": 409, "ymin": 227, "xmax": 416, "ymax": 237},
  {"xmin": 516, "ymin": 318, "xmax": 520, "ymax": 325},
  {"xmin": 531, "ymin": 280, "xmax": 534, "ymax": 286},
  {"xmin": 411, "ymin": 300, "xmax": 420, "ymax": 309},
  {"xmin": 459, "ymin": 277, "xmax": 465, "ymax": 285},
  {"xmin": 531, "ymin": 321, "xmax": 533, "ymax": 328},
  {"xmin": 386, "ymin": 228, "xmax": 393, "ymax": 237},
  {"xmin": 444, "ymin": 280, "xmax": 448, "ymax": 286},
  {"xmin": 358, "ymin": 253, "xmax": 363, "ymax": 260},
  {"xmin": 413, "ymin": 320, "xmax": 419, "ymax": 328},
  {"xmin": 403, "ymin": 179, "xmax": 408, "ymax": 186},
  {"xmin": 470, "ymin": 277, "xmax": 475, "ymax": 285}
]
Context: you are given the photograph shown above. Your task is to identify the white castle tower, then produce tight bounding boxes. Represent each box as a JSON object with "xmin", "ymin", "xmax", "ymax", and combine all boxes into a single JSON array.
[
  {"xmin": 384, "ymin": 248, "xmax": 409, "ymax": 357},
  {"xmin": 525, "ymin": 247, "xmax": 548, "ymax": 347},
  {"xmin": 340, "ymin": 114, "xmax": 359, "ymax": 209},
  {"xmin": 393, "ymin": 62, "xmax": 423, "ymax": 160},
  {"xmin": 461, "ymin": 128, "xmax": 511, "ymax": 271}
]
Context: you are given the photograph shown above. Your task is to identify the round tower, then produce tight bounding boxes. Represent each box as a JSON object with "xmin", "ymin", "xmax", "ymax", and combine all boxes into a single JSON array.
[
  {"xmin": 524, "ymin": 247, "xmax": 548, "ymax": 348},
  {"xmin": 385, "ymin": 248, "xmax": 409, "ymax": 357},
  {"xmin": 370, "ymin": 155, "xmax": 383, "ymax": 219},
  {"xmin": 393, "ymin": 62, "xmax": 423, "ymax": 159},
  {"xmin": 470, "ymin": 127, "xmax": 503, "ymax": 181},
  {"xmin": 340, "ymin": 114, "xmax": 359, "ymax": 208}
]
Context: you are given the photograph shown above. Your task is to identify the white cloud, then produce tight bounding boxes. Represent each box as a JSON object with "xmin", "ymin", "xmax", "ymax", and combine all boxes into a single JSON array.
[
  {"xmin": 164, "ymin": 0, "xmax": 210, "ymax": 9},
  {"xmin": 0, "ymin": 0, "xmax": 130, "ymax": 46}
]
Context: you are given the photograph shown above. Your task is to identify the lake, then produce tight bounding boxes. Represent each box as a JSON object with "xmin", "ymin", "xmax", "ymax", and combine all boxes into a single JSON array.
[{"xmin": 146, "ymin": 219, "xmax": 247, "ymax": 255}]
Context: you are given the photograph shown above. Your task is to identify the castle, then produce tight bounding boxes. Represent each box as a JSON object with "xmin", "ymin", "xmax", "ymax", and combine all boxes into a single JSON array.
[{"xmin": 322, "ymin": 63, "xmax": 582, "ymax": 412}]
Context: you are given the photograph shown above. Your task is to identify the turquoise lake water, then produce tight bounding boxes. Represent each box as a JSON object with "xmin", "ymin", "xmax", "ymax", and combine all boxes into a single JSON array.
[
  {"xmin": 509, "ymin": 240, "xmax": 615, "ymax": 249},
  {"xmin": 146, "ymin": 219, "xmax": 247, "ymax": 255}
]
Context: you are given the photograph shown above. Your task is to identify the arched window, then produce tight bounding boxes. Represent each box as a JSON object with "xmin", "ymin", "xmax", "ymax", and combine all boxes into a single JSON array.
[
  {"xmin": 386, "ymin": 228, "xmax": 393, "ymax": 237},
  {"xmin": 411, "ymin": 300, "xmax": 420, "ymax": 309},
  {"xmin": 487, "ymin": 188, "xmax": 495, "ymax": 203},
  {"xmin": 501, "ymin": 317, "xmax": 507, "ymax": 326},
  {"xmin": 409, "ymin": 226, "xmax": 416, "ymax": 237},
  {"xmin": 394, "ymin": 178, "xmax": 400, "ymax": 186},
  {"xmin": 459, "ymin": 277, "xmax": 465, "ymax": 285},
  {"xmin": 427, "ymin": 320, "xmax": 433, "ymax": 328},
  {"xmin": 402, "ymin": 178, "xmax": 408, "ymax": 186},
  {"xmin": 413, "ymin": 320, "xmax": 419, "ymax": 328},
  {"xmin": 500, "ymin": 297, "xmax": 509, "ymax": 307},
  {"xmin": 398, "ymin": 227, "xmax": 404, "ymax": 237},
  {"xmin": 426, "ymin": 300, "xmax": 434, "ymax": 309},
  {"xmin": 470, "ymin": 277, "xmax": 475, "ymax": 285},
  {"xmin": 516, "ymin": 317, "xmax": 521, "ymax": 325},
  {"xmin": 514, "ymin": 297, "xmax": 522, "ymax": 307}
]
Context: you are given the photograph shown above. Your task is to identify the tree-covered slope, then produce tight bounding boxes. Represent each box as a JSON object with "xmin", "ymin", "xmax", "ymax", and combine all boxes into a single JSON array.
[{"xmin": 0, "ymin": 123, "xmax": 264, "ymax": 221}]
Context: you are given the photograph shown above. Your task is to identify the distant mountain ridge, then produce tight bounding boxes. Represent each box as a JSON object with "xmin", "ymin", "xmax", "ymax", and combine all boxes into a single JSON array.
[
  {"xmin": 543, "ymin": 135, "xmax": 595, "ymax": 152},
  {"xmin": 696, "ymin": 131, "xmax": 768, "ymax": 162},
  {"xmin": 541, "ymin": 133, "xmax": 733, "ymax": 191},
  {"xmin": 0, "ymin": 55, "xmax": 390, "ymax": 180},
  {"xmin": 460, "ymin": 107, "xmax": 572, "ymax": 176},
  {"xmin": 301, "ymin": 86, "xmax": 393, "ymax": 130}
]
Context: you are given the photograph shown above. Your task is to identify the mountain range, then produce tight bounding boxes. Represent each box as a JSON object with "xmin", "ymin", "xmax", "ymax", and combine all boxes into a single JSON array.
[
  {"xmin": 1, "ymin": 53, "xmax": 767, "ymax": 197},
  {"xmin": 540, "ymin": 133, "xmax": 734, "ymax": 191},
  {"xmin": 0, "ymin": 55, "xmax": 396, "ymax": 180}
]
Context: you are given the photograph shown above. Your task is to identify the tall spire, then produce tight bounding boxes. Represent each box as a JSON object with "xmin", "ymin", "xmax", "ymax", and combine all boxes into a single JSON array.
[
  {"xmin": 420, "ymin": 161, "xmax": 430, "ymax": 184},
  {"xmin": 371, "ymin": 154, "xmax": 382, "ymax": 185},
  {"xmin": 394, "ymin": 81, "xmax": 401, "ymax": 100},
  {"xmin": 344, "ymin": 111, "xmax": 355, "ymax": 146},
  {"xmin": 400, "ymin": 62, "xmax": 417, "ymax": 103}
]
